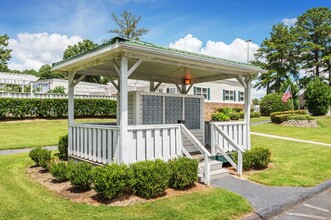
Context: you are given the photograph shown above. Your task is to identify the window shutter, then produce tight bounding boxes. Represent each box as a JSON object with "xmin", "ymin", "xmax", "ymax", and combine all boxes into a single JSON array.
[
  {"xmin": 223, "ymin": 89, "xmax": 225, "ymax": 101},
  {"xmin": 166, "ymin": 88, "xmax": 169, "ymax": 93},
  {"xmin": 193, "ymin": 86, "xmax": 197, "ymax": 95},
  {"xmin": 207, "ymin": 88, "xmax": 210, "ymax": 100},
  {"xmin": 238, "ymin": 91, "xmax": 240, "ymax": 102},
  {"xmin": 234, "ymin": 90, "xmax": 236, "ymax": 101}
]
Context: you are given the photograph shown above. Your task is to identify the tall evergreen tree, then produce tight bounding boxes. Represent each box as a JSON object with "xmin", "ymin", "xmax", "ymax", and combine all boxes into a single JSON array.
[
  {"xmin": 0, "ymin": 34, "xmax": 12, "ymax": 72},
  {"xmin": 108, "ymin": 10, "xmax": 149, "ymax": 41},
  {"xmin": 253, "ymin": 23, "xmax": 298, "ymax": 93},
  {"xmin": 294, "ymin": 7, "xmax": 331, "ymax": 79}
]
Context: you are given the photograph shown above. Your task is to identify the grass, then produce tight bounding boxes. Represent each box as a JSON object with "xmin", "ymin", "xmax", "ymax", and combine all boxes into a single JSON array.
[
  {"xmin": 248, "ymin": 135, "xmax": 331, "ymax": 186},
  {"xmin": 250, "ymin": 116, "xmax": 331, "ymax": 143},
  {"xmin": 0, "ymin": 153, "xmax": 252, "ymax": 220},
  {"xmin": 249, "ymin": 116, "xmax": 269, "ymax": 123},
  {"xmin": 0, "ymin": 118, "xmax": 115, "ymax": 150}
]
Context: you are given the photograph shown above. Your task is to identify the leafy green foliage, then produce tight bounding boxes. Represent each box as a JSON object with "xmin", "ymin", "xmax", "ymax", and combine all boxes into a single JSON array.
[
  {"xmin": 29, "ymin": 147, "xmax": 52, "ymax": 169},
  {"xmin": 49, "ymin": 161, "xmax": 69, "ymax": 182},
  {"xmin": 38, "ymin": 64, "xmax": 65, "ymax": 79},
  {"xmin": 0, "ymin": 34, "xmax": 12, "ymax": 72},
  {"xmin": 270, "ymin": 110, "xmax": 309, "ymax": 122},
  {"xmin": 250, "ymin": 112, "xmax": 261, "ymax": 118},
  {"xmin": 109, "ymin": 10, "xmax": 149, "ymax": 41},
  {"xmin": 63, "ymin": 39, "xmax": 98, "ymax": 59},
  {"xmin": 0, "ymin": 98, "xmax": 116, "ymax": 119},
  {"xmin": 273, "ymin": 114, "xmax": 314, "ymax": 124},
  {"xmin": 92, "ymin": 164, "xmax": 131, "ymax": 200},
  {"xmin": 234, "ymin": 147, "xmax": 271, "ymax": 170},
  {"xmin": 259, "ymin": 93, "xmax": 292, "ymax": 116},
  {"xmin": 228, "ymin": 112, "xmax": 240, "ymax": 120},
  {"xmin": 169, "ymin": 158, "xmax": 198, "ymax": 189},
  {"xmin": 130, "ymin": 159, "xmax": 170, "ymax": 199},
  {"xmin": 304, "ymin": 78, "xmax": 331, "ymax": 116},
  {"xmin": 58, "ymin": 134, "xmax": 68, "ymax": 159},
  {"xmin": 68, "ymin": 162, "xmax": 93, "ymax": 191},
  {"xmin": 29, "ymin": 147, "xmax": 43, "ymax": 165},
  {"xmin": 47, "ymin": 86, "xmax": 66, "ymax": 94},
  {"xmin": 253, "ymin": 23, "xmax": 298, "ymax": 93},
  {"xmin": 211, "ymin": 112, "xmax": 230, "ymax": 121}
]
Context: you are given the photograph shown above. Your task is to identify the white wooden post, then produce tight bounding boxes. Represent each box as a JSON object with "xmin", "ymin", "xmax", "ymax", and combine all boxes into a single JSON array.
[
  {"xmin": 244, "ymin": 76, "xmax": 252, "ymax": 150},
  {"xmin": 119, "ymin": 56, "xmax": 129, "ymax": 163},
  {"xmin": 211, "ymin": 123, "xmax": 215, "ymax": 155},
  {"xmin": 149, "ymin": 81, "xmax": 154, "ymax": 92},
  {"xmin": 30, "ymin": 82, "xmax": 34, "ymax": 98},
  {"xmin": 68, "ymin": 72, "xmax": 76, "ymax": 159}
]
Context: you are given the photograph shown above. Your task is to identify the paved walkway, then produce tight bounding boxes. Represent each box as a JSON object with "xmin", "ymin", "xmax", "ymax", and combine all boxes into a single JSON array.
[
  {"xmin": 211, "ymin": 176, "xmax": 331, "ymax": 219},
  {"xmin": 0, "ymin": 146, "xmax": 58, "ymax": 155},
  {"xmin": 251, "ymin": 132, "xmax": 331, "ymax": 147}
]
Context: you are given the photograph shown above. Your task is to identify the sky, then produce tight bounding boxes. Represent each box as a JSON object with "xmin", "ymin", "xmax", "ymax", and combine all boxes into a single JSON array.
[{"xmin": 1, "ymin": 0, "xmax": 331, "ymax": 97}]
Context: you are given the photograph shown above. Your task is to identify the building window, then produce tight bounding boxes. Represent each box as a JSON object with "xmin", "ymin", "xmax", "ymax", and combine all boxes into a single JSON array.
[
  {"xmin": 166, "ymin": 87, "xmax": 178, "ymax": 94},
  {"xmin": 223, "ymin": 90, "xmax": 236, "ymax": 101},
  {"xmin": 238, "ymin": 91, "xmax": 244, "ymax": 101},
  {"xmin": 194, "ymin": 86, "xmax": 210, "ymax": 100}
]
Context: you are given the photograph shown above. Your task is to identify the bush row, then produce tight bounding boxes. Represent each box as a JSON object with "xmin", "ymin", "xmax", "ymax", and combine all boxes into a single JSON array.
[
  {"xmin": 260, "ymin": 93, "xmax": 292, "ymax": 116},
  {"xmin": 29, "ymin": 149, "xmax": 198, "ymax": 200},
  {"xmin": 270, "ymin": 110, "xmax": 308, "ymax": 123},
  {"xmin": 273, "ymin": 114, "xmax": 314, "ymax": 124},
  {"xmin": 233, "ymin": 147, "xmax": 271, "ymax": 170},
  {"xmin": 211, "ymin": 107, "xmax": 261, "ymax": 121},
  {"xmin": 0, "ymin": 98, "xmax": 116, "ymax": 119}
]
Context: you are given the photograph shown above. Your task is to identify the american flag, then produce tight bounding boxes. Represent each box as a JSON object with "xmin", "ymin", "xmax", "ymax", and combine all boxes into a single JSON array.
[{"xmin": 282, "ymin": 85, "xmax": 292, "ymax": 102}]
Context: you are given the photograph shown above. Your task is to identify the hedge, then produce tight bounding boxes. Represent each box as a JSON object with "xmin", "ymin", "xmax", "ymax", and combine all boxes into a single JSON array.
[
  {"xmin": 0, "ymin": 98, "xmax": 116, "ymax": 119},
  {"xmin": 260, "ymin": 93, "xmax": 292, "ymax": 116},
  {"xmin": 233, "ymin": 147, "xmax": 271, "ymax": 170},
  {"xmin": 270, "ymin": 110, "xmax": 308, "ymax": 123},
  {"xmin": 273, "ymin": 114, "xmax": 314, "ymax": 124}
]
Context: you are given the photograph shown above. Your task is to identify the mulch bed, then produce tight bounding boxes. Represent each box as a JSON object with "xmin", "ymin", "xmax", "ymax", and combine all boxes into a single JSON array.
[{"xmin": 27, "ymin": 165, "xmax": 210, "ymax": 206}]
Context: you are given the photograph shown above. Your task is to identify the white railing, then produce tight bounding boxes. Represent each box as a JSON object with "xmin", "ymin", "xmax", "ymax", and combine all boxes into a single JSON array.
[
  {"xmin": 0, "ymin": 91, "xmax": 115, "ymax": 99},
  {"xmin": 179, "ymin": 124, "xmax": 211, "ymax": 185},
  {"xmin": 69, "ymin": 123, "xmax": 120, "ymax": 164},
  {"xmin": 126, "ymin": 124, "xmax": 182, "ymax": 163},
  {"xmin": 210, "ymin": 122, "xmax": 245, "ymax": 176}
]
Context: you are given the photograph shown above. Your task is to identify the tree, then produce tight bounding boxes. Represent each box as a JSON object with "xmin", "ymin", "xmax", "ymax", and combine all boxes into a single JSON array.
[
  {"xmin": 63, "ymin": 39, "xmax": 98, "ymax": 59},
  {"xmin": 304, "ymin": 78, "xmax": 331, "ymax": 115},
  {"xmin": 63, "ymin": 40, "xmax": 108, "ymax": 84},
  {"xmin": 109, "ymin": 10, "xmax": 149, "ymax": 41},
  {"xmin": 253, "ymin": 23, "xmax": 298, "ymax": 93},
  {"xmin": 259, "ymin": 93, "xmax": 292, "ymax": 116},
  {"xmin": 0, "ymin": 34, "xmax": 12, "ymax": 72},
  {"xmin": 294, "ymin": 7, "xmax": 331, "ymax": 79},
  {"xmin": 47, "ymin": 86, "xmax": 66, "ymax": 94},
  {"xmin": 252, "ymin": 98, "xmax": 260, "ymax": 107},
  {"xmin": 39, "ymin": 64, "xmax": 65, "ymax": 79}
]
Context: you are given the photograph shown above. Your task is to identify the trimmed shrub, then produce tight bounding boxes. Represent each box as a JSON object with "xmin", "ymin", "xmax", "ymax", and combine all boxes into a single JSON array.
[
  {"xmin": 211, "ymin": 112, "xmax": 230, "ymax": 121},
  {"xmin": 250, "ymin": 112, "xmax": 261, "ymax": 118},
  {"xmin": 29, "ymin": 147, "xmax": 51, "ymax": 169},
  {"xmin": 29, "ymin": 147, "xmax": 43, "ymax": 165},
  {"xmin": 130, "ymin": 159, "xmax": 170, "ymax": 199},
  {"xmin": 68, "ymin": 162, "xmax": 93, "ymax": 191},
  {"xmin": 218, "ymin": 107, "xmax": 233, "ymax": 115},
  {"xmin": 233, "ymin": 147, "xmax": 271, "ymax": 170},
  {"xmin": 232, "ymin": 107, "xmax": 243, "ymax": 113},
  {"xmin": 228, "ymin": 112, "xmax": 240, "ymax": 120},
  {"xmin": 239, "ymin": 111, "xmax": 245, "ymax": 119},
  {"xmin": 304, "ymin": 78, "xmax": 331, "ymax": 116},
  {"xmin": 0, "ymin": 98, "xmax": 116, "ymax": 119},
  {"xmin": 92, "ymin": 164, "xmax": 131, "ymax": 200},
  {"xmin": 169, "ymin": 157, "xmax": 198, "ymax": 189},
  {"xmin": 38, "ymin": 149, "xmax": 52, "ymax": 170},
  {"xmin": 270, "ymin": 110, "xmax": 309, "ymax": 123},
  {"xmin": 49, "ymin": 161, "xmax": 69, "ymax": 182},
  {"xmin": 273, "ymin": 114, "xmax": 314, "ymax": 124},
  {"xmin": 260, "ymin": 93, "xmax": 292, "ymax": 116},
  {"xmin": 58, "ymin": 134, "xmax": 68, "ymax": 159}
]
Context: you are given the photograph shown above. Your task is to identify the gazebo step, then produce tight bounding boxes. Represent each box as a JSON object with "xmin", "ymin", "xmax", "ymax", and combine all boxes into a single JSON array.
[{"xmin": 199, "ymin": 168, "xmax": 229, "ymax": 182}]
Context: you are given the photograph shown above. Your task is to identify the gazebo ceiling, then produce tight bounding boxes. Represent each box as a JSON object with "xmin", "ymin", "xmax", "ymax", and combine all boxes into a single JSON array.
[{"xmin": 52, "ymin": 37, "xmax": 267, "ymax": 84}]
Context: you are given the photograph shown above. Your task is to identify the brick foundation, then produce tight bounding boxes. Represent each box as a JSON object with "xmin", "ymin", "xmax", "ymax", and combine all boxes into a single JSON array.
[{"xmin": 204, "ymin": 102, "xmax": 244, "ymax": 121}]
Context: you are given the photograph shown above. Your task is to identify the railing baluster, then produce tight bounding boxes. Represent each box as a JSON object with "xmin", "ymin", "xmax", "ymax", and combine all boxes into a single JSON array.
[
  {"xmin": 146, "ymin": 130, "xmax": 153, "ymax": 160},
  {"xmin": 154, "ymin": 129, "xmax": 162, "ymax": 159}
]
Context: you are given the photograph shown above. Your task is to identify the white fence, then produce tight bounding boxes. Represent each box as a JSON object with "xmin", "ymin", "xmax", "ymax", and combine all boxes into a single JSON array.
[
  {"xmin": 0, "ymin": 91, "xmax": 115, "ymax": 99},
  {"xmin": 69, "ymin": 123, "xmax": 120, "ymax": 164}
]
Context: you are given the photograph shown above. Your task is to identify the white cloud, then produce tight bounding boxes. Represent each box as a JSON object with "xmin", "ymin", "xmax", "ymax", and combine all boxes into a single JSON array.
[
  {"xmin": 169, "ymin": 34, "xmax": 203, "ymax": 53},
  {"xmin": 169, "ymin": 34, "xmax": 259, "ymax": 64},
  {"xmin": 8, "ymin": 32, "xmax": 83, "ymax": 71},
  {"xmin": 282, "ymin": 18, "xmax": 297, "ymax": 26}
]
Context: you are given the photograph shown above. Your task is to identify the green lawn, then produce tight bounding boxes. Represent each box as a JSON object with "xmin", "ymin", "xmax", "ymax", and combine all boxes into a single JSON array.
[
  {"xmin": 0, "ymin": 153, "xmax": 252, "ymax": 220},
  {"xmin": 248, "ymin": 135, "xmax": 331, "ymax": 186},
  {"xmin": 249, "ymin": 116, "xmax": 270, "ymax": 123},
  {"xmin": 250, "ymin": 116, "xmax": 331, "ymax": 144},
  {"xmin": 0, "ymin": 118, "xmax": 116, "ymax": 150}
]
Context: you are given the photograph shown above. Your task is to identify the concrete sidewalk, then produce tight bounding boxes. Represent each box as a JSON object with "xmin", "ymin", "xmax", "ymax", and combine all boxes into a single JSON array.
[
  {"xmin": 251, "ymin": 132, "xmax": 331, "ymax": 147},
  {"xmin": 0, "ymin": 146, "xmax": 58, "ymax": 155},
  {"xmin": 211, "ymin": 176, "xmax": 331, "ymax": 219}
]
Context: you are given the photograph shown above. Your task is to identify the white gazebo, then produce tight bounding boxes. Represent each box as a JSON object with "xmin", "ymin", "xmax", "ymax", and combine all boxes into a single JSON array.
[
  {"xmin": 52, "ymin": 37, "xmax": 266, "ymax": 185},
  {"xmin": 0, "ymin": 72, "xmax": 39, "ymax": 94}
]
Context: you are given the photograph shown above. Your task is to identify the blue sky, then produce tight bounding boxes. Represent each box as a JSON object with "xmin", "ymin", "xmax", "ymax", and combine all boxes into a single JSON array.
[
  {"xmin": 2, "ymin": 0, "xmax": 330, "ymax": 45},
  {"xmin": 1, "ymin": 0, "xmax": 330, "ymax": 97}
]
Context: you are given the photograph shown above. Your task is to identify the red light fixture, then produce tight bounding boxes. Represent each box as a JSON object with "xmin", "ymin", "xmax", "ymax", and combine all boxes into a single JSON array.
[{"xmin": 184, "ymin": 78, "xmax": 191, "ymax": 85}]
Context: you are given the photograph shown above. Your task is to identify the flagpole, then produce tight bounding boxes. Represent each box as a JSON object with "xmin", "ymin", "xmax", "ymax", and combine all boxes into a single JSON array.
[{"xmin": 290, "ymin": 86, "xmax": 295, "ymax": 113}]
